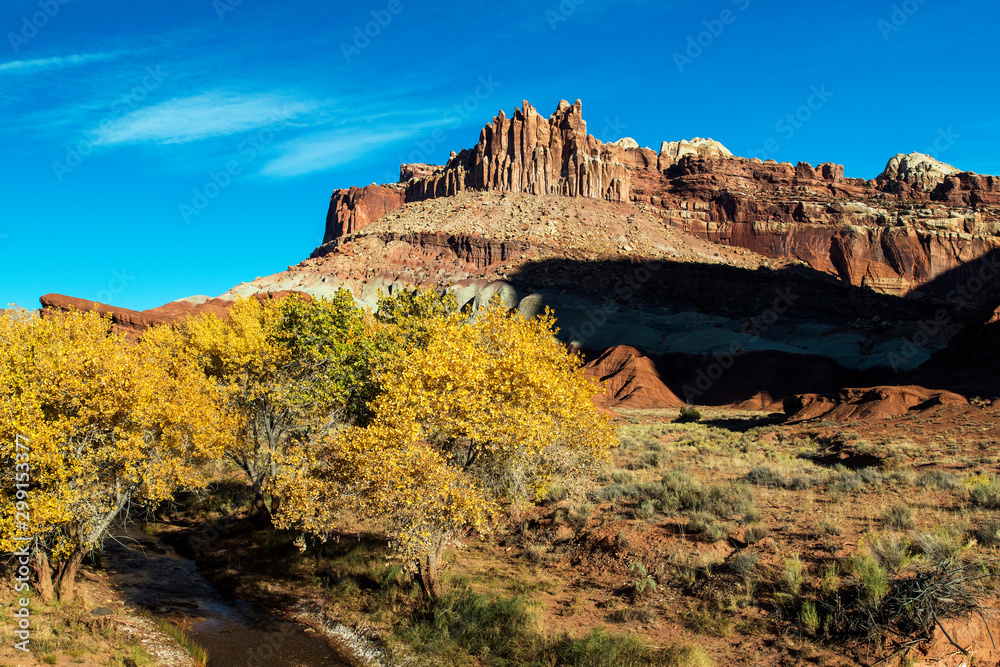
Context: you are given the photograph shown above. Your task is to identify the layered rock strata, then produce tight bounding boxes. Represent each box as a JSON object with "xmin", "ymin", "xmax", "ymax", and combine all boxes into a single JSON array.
[{"xmin": 318, "ymin": 100, "xmax": 1000, "ymax": 302}]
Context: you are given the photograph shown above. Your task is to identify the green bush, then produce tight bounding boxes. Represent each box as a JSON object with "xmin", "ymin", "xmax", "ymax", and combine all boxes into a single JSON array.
[
  {"xmin": 781, "ymin": 554, "xmax": 805, "ymax": 598},
  {"xmin": 798, "ymin": 600, "xmax": 820, "ymax": 634},
  {"xmin": 852, "ymin": 554, "xmax": 889, "ymax": 603},
  {"xmin": 675, "ymin": 406, "xmax": 702, "ymax": 423},
  {"xmin": 402, "ymin": 584, "xmax": 664, "ymax": 665}
]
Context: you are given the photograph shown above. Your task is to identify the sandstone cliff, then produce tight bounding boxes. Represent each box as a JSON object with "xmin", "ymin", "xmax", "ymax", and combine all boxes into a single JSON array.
[{"xmin": 318, "ymin": 100, "xmax": 1000, "ymax": 303}]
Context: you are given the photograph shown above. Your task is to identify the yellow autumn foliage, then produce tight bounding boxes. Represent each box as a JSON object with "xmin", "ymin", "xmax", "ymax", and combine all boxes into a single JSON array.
[
  {"xmin": 0, "ymin": 308, "xmax": 228, "ymax": 599},
  {"xmin": 278, "ymin": 300, "xmax": 616, "ymax": 593}
]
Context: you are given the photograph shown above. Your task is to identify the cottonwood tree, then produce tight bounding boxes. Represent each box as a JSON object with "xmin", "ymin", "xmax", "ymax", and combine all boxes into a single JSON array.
[
  {"xmin": 278, "ymin": 301, "xmax": 617, "ymax": 598},
  {"xmin": 0, "ymin": 310, "xmax": 227, "ymax": 602},
  {"xmin": 180, "ymin": 291, "xmax": 378, "ymax": 526}
]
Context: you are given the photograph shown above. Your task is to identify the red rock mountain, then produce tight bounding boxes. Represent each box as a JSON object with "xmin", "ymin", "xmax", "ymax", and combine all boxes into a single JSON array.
[
  {"xmin": 38, "ymin": 99, "xmax": 1000, "ymax": 414},
  {"xmin": 319, "ymin": 99, "xmax": 1000, "ymax": 300}
]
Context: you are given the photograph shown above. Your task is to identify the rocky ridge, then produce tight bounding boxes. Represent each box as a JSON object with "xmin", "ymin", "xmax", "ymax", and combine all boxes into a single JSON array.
[{"xmin": 317, "ymin": 100, "xmax": 1000, "ymax": 301}]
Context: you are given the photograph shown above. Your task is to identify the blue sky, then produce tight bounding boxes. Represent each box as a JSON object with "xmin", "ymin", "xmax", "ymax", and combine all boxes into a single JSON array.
[{"xmin": 1, "ymin": 0, "xmax": 998, "ymax": 310}]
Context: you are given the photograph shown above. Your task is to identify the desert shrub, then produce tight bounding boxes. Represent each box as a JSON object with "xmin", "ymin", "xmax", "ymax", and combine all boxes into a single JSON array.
[
  {"xmin": 661, "ymin": 643, "xmax": 714, "ymax": 667},
  {"xmin": 618, "ymin": 435, "xmax": 640, "ymax": 450},
  {"xmin": 631, "ymin": 500, "xmax": 656, "ymax": 521},
  {"xmin": 684, "ymin": 511, "xmax": 715, "ymax": 535},
  {"xmin": 742, "ymin": 505, "xmax": 762, "ymax": 523},
  {"xmin": 681, "ymin": 481, "xmax": 755, "ymax": 518},
  {"xmin": 729, "ymin": 550, "xmax": 759, "ymax": 576},
  {"xmin": 615, "ymin": 531, "xmax": 632, "ymax": 552},
  {"xmin": 592, "ymin": 484, "xmax": 630, "ymax": 503},
  {"xmin": 744, "ymin": 466, "xmax": 785, "ymax": 487},
  {"xmin": 916, "ymin": 469, "xmax": 961, "ymax": 491},
  {"xmin": 684, "ymin": 604, "xmax": 732, "ymax": 637},
  {"xmin": 546, "ymin": 484, "xmax": 570, "ymax": 503},
  {"xmin": 637, "ymin": 472, "xmax": 754, "ymax": 523},
  {"xmin": 571, "ymin": 502, "xmax": 594, "ymax": 523},
  {"xmin": 745, "ymin": 466, "xmax": 819, "ymax": 490},
  {"xmin": 524, "ymin": 544, "xmax": 549, "ymax": 563},
  {"xmin": 675, "ymin": 406, "xmax": 702, "ymax": 423},
  {"xmin": 781, "ymin": 554, "xmax": 805, "ymax": 599},
  {"xmin": 703, "ymin": 522, "xmax": 729, "ymax": 543},
  {"xmin": 858, "ymin": 468, "xmax": 884, "ymax": 485},
  {"xmin": 882, "ymin": 503, "xmax": 915, "ymax": 531},
  {"xmin": 817, "ymin": 520, "xmax": 842, "ymax": 536},
  {"xmin": 820, "ymin": 562, "xmax": 841, "ymax": 595},
  {"xmin": 864, "ymin": 533, "xmax": 912, "ymax": 573},
  {"xmin": 967, "ymin": 474, "xmax": 1000, "ymax": 509},
  {"xmin": 629, "ymin": 562, "xmax": 657, "ymax": 598},
  {"xmin": 637, "ymin": 451, "xmax": 660, "ymax": 469},
  {"xmin": 612, "ymin": 470, "xmax": 637, "ymax": 485},
  {"xmin": 798, "ymin": 600, "xmax": 820, "ymax": 634},
  {"xmin": 407, "ymin": 584, "xmax": 664, "ymax": 665},
  {"xmin": 852, "ymin": 554, "xmax": 889, "ymax": 603},
  {"xmin": 827, "ymin": 469, "xmax": 864, "ymax": 495},
  {"xmin": 974, "ymin": 518, "xmax": 1000, "ymax": 547},
  {"xmin": 744, "ymin": 524, "xmax": 770, "ymax": 544},
  {"xmin": 910, "ymin": 526, "xmax": 968, "ymax": 561},
  {"xmin": 545, "ymin": 628, "xmax": 660, "ymax": 665}
]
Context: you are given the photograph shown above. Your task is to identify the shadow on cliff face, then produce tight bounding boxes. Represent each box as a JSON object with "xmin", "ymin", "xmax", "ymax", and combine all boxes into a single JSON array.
[
  {"xmin": 914, "ymin": 246, "xmax": 1000, "ymax": 307},
  {"xmin": 914, "ymin": 248, "xmax": 1000, "ymax": 397},
  {"xmin": 505, "ymin": 253, "xmax": 999, "ymax": 403}
]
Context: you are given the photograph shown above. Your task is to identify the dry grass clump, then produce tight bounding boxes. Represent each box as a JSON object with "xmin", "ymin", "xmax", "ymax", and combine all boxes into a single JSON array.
[{"xmin": 882, "ymin": 503, "xmax": 915, "ymax": 531}]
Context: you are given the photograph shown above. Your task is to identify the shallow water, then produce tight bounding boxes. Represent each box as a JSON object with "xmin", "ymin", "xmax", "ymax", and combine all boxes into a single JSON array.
[{"xmin": 103, "ymin": 526, "xmax": 349, "ymax": 667}]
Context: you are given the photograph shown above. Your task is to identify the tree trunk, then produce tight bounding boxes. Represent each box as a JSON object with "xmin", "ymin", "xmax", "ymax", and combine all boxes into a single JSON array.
[
  {"xmin": 252, "ymin": 478, "xmax": 273, "ymax": 528},
  {"xmin": 417, "ymin": 537, "xmax": 449, "ymax": 601},
  {"xmin": 269, "ymin": 493, "xmax": 282, "ymax": 520},
  {"xmin": 56, "ymin": 550, "xmax": 85, "ymax": 603},
  {"xmin": 31, "ymin": 551, "xmax": 54, "ymax": 603}
]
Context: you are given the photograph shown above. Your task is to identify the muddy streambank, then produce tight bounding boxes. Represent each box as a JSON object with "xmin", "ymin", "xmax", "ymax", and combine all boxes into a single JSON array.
[{"xmin": 103, "ymin": 525, "xmax": 359, "ymax": 667}]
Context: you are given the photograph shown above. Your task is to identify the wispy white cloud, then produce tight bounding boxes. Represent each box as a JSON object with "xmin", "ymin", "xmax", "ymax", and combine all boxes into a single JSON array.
[
  {"xmin": 0, "ymin": 52, "xmax": 122, "ymax": 75},
  {"xmin": 259, "ymin": 120, "xmax": 452, "ymax": 178},
  {"xmin": 93, "ymin": 92, "xmax": 320, "ymax": 145}
]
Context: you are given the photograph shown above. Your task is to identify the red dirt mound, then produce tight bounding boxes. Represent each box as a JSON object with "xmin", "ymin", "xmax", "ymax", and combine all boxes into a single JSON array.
[
  {"xmin": 784, "ymin": 385, "xmax": 968, "ymax": 423},
  {"xmin": 585, "ymin": 345, "xmax": 684, "ymax": 409}
]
